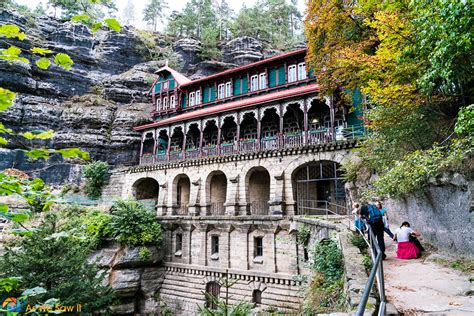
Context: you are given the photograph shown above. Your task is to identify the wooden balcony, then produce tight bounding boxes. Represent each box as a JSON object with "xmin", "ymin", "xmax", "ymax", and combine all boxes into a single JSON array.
[{"xmin": 140, "ymin": 125, "xmax": 364, "ymax": 165}]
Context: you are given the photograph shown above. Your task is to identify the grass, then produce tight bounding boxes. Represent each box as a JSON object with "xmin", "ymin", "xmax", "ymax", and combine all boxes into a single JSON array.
[{"xmin": 431, "ymin": 257, "xmax": 474, "ymax": 274}]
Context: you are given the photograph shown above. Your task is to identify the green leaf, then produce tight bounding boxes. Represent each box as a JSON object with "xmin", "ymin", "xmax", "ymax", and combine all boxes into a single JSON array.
[
  {"xmin": 21, "ymin": 130, "xmax": 55, "ymax": 140},
  {"xmin": 36, "ymin": 57, "xmax": 51, "ymax": 70},
  {"xmin": 0, "ymin": 25, "xmax": 26, "ymax": 40},
  {"xmin": 0, "ymin": 122, "xmax": 13, "ymax": 134},
  {"xmin": 11, "ymin": 213, "xmax": 30, "ymax": 223},
  {"xmin": 24, "ymin": 148, "xmax": 51, "ymax": 160},
  {"xmin": 56, "ymin": 148, "xmax": 90, "ymax": 160},
  {"xmin": 54, "ymin": 53, "xmax": 74, "ymax": 70},
  {"xmin": 0, "ymin": 204, "xmax": 8, "ymax": 214},
  {"xmin": 0, "ymin": 45, "xmax": 29, "ymax": 63},
  {"xmin": 0, "ymin": 277, "xmax": 22, "ymax": 293},
  {"xmin": 71, "ymin": 14, "xmax": 90, "ymax": 22},
  {"xmin": 91, "ymin": 22, "xmax": 103, "ymax": 33},
  {"xmin": 10, "ymin": 228, "xmax": 34, "ymax": 236},
  {"xmin": 31, "ymin": 47, "xmax": 53, "ymax": 56},
  {"xmin": 104, "ymin": 18, "xmax": 121, "ymax": 32},
  {"xmin": 0, "ymin": 88, "xmax": 16, "ymax": 111},
  {"xmin": 22, "ymin": 286, "xmax": 47, "ymax": 297},
  {"xmin": 0, "ymin": 137, "xmax": 7, "ymax": 145}
]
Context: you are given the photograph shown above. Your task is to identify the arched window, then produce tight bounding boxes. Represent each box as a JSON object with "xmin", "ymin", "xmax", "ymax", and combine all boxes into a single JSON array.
[
  {"xmin": 205, "ymin": 281, "xmax": 220, "ymax": 310},
  {"xmin": 252, "ymin": 289, "xmax": 262, "ymax": 306}
]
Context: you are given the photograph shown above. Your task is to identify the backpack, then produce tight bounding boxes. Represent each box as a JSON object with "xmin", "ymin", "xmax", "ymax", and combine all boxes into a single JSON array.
[{"xmin": 367, "ymin": 204, "xmax": 383, "ymax": 225}]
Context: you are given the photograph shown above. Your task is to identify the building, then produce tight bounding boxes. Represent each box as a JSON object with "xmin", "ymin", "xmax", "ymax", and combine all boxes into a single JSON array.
[{"xmin": 116, "ymin": 48, "xmax": 364, "ymax": 313}]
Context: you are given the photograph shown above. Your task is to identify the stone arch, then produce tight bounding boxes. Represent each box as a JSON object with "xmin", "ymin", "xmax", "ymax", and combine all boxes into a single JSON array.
[
  {"xmin": 245, "ymin": 167, "xmax": 271, "ymax": 215},
  {"xmin": 205, "ymin": 171, "xmax": 227, "ymax": 215},
  {"xmin": 291, "ymin": 160, "xmax": 346, "ymax": 215},
  {"xmin": 205, "ymin": 281, "xmax": 221, "ymax": 309},
  {"xmin": 172, "ymin": 174, "xmax": 191, "ymax": 215},
  {"xmin": 132, "ymin": 177, "xmax": 159, "ymax": 201}
]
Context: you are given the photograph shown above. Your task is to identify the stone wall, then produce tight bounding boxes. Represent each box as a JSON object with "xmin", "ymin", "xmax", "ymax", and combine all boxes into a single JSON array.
[{"xmin": 384, "ymin": 174, "xmax": 473, "ymax": 256}]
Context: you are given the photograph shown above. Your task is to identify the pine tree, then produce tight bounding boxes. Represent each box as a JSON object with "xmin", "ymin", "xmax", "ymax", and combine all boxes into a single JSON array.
[
  {"xmin": 122, "ymin": 0, "xmax": 135, "ymax": 25},
  {"xmin": 143, "ymin": 0, "xmax": 168, "ymax": 31}
]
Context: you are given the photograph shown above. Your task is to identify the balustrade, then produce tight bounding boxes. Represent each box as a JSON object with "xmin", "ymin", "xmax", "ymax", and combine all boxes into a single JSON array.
[
  {"xmin": 175, "ymin": 203, "xmax": 189, "ymax": 215},
  {"xmin": 141, "ymin": 154, "xmax": 154, "ymax": 165},
  {"xmin": 260, "ymin": 136, "xmax": 279, "ymax": 151},
  {"xmin": 249, "ymin": 201, "xmax": 270, "ymax": 215},
  {"xmin": 209, "ymin": 202, "xmax": 226, "ymax": 215},
  {"xmin": 239, "ymin": 139, "xmax": 259, "ymax": 153}
]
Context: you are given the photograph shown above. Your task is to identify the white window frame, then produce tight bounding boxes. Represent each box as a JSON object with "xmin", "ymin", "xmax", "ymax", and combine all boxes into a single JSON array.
[
  {"xmin": 170, "ymin": 95, "xmax": 175, "ymax": 109},
  {"xmin": 195, "ymin": 90, "xmax": 201, "ymax": 105},
  {"xmin": 259, "ymin": 73, "xmax": 267, "ymax": 89},
  {"xmin": 288, "ymin": 65, "xmax": 297, "ymax": 83},
  {"xmin": 156, "ymin": 98, "xmax": 161, "ymax": 111},
  {"xmin": 162, "ymin": 80, "xmax": 169, "ymax": 91},
  {"xmin": 298, "ymin": 62, "xmax": 307, "ymax": 80},
  {"xmin": 189, "ymin": 92, "xmax": 195, "ymax": 107},
  {"xmin": 163, "ymin": 96, "xmax": 168, "ymax": 110},
  {"xmin": 217, "ymin": 83, "xmax": 225, "ymax": 99},
  {"xmin": 250, "ymin": 75, "xmax": 258, "ymax": 92},
  {"xmin": 225, "ymin": 81, "xmax": 232, "ymax": 97}
]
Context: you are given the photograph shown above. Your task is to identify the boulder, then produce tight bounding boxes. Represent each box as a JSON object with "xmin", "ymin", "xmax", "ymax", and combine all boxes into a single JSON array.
[
  {"xmin": 110, "ymin": 268, "xmax": 142, "ymax": 297},
  {"xmin": 113, "ymin": 245, "xmax": 163, "ymax": 269},
  {"xmin": 222, "ymin": 37, "xmax": 264, "ymax": 66}
]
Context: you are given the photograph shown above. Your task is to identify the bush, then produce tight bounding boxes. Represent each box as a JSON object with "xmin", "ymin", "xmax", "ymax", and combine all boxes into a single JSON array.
[
  {"xmin": 297, "ymin": 225, "xmax": 311, "ymax": 246},
  {"xmin": 311, "ymin": 239, "xmax": 343, "ymax": 283},
  {"xmin": 109, "ymin": 200, "xmax": 162, "ymax": 247},
  {"xmin": 83, "ymin": 161, "xmax": 109, "ymax": 199},
  {"xmin": 349, "ymin": 233, "xmax": 368, "ymax": 252}
]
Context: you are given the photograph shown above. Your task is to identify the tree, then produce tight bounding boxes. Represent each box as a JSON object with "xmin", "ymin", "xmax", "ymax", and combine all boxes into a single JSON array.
[
  {"xmin": 214, "ymin": 0, "xmax": 233, "ymax": 40},
  {"xmin": 48, "ymin": 0, "xmax": 117, "ymax": 19},
  {"xmin": 83, "ymin": 160, "xmax": 109, "ymax": 199},
  {"xmin": 199, "ymin": 26, "xmax": 221, "ymax": 61},
  {"xmin": 122, "ymin": 0, "xmax": 135, "ymax": 25},
  {"xmin": 304, "ymin": 0, "xmax": 473, "ymax": 198},
  {"xmin": 143, "ymin": 0, "xmax": 168, "ymax": 31},
  {"xmin": 0, "ymin": 213, "xmax": 114, "ymax": 312}
]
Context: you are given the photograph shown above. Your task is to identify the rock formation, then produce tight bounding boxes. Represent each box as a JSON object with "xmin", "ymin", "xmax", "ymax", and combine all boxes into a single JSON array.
[{"xmin": 0, "ymin": 9, "xmax": 283, "ymax": 185}]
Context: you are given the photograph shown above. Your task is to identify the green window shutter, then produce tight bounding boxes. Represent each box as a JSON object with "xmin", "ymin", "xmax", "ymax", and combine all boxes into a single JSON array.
[
  {"xmin": 233, "ymin": 78, "xmax": 241, "ymax": 96},
  {"xmin": 203, "ymin": 86, "xmax": 209, "ymax": 103},
  {"xmin": 155, "ymin": 83, "xmax": 161, "ymax": 93},
  {"xmin": 209, "ymin": 86, "xmax": 216, "ymax": 101},
  {"xmin": 269, "ymin": 69, "xmax": 277, "ymax": 88},
  {"xmin": 278, "ymin": 66, "xmax": 286, "ymax": 85},
  {"xmin": 308, "ymin": 69, "xmax": 315, "ymax": 78},
  {"xmin": 169, "ymin": 80, "xmax": 175, "ymax": 89},
  {"xmin": 182, "ymin": 94, "xmax": 187, "ymax": 108},
  {"xmin": 241, "ymin": 77, "xmax": 248, "ymax": 94}
]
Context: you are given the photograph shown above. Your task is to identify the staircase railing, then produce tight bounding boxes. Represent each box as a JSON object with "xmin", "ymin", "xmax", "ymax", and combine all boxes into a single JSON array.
[{"xmin": 355, "ymin": 221, "xmax": 386, "ymax": 316}]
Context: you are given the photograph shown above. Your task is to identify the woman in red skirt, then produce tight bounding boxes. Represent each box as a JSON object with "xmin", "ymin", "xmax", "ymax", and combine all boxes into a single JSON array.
[{"xmin": 393, "ymin": 222, "xmax": 422, "ymax": 259}]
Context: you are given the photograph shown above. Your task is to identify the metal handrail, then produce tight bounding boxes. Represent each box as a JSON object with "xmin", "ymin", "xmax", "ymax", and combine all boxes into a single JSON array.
[
  {"xmin": 355, "ymin": 221, "xmax": 386, "ymax": 316},
  {"xmin": 296, "ymin": 199, "xmax": 349, "ymax": 218}
]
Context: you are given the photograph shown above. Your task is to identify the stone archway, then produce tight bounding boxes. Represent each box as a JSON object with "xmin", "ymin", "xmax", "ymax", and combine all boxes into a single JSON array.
[
  {"xmin": 172, "ymin": 174, "xmax": 190, "ymax": 215},
  {"xmin": 246, "ymin": 167, "xmax": 270, "ymax": 215},
  {"xmin": 291, "ymin": 160, "xmax": 346, "ymax": 215},
  {"xmin": 206, "ymin": 171, "xmax": 227, "ymax": 215}
]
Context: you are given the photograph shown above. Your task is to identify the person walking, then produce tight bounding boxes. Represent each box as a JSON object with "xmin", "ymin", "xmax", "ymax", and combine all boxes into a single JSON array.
[
  {"xmin": 376, "ymin": 201, "xmax": 394, "ymax": 239},
  {"xmin": 352, "ymin": 202, "xmax": 366, "ymax": 233},
  {"xmin": 361, "ymin": 203, "xmax": 386, "ymax": 260}
]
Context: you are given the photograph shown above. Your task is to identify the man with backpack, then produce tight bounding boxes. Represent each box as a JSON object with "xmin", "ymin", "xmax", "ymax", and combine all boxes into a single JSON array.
[{"xmin": 361, "ymin": 203, "xmax": 387, "ymax": 260}]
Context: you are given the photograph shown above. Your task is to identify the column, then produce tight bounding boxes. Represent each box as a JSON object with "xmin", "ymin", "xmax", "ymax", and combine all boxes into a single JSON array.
[
  {"xmin": 303, "ymin": 99, "xmax": 309, "ymax": 144},
  {"xmin": 217, "ymin": 117, "xmax": 222, "ymax": 155},
  {"xmin": 166, "ymin": 127, "xmax": 172, "ymax": 162},
  {"xmin": 152, "ymin": 129, "xmax": 157, "ymax": 163},
  {"xmin": 327, "ymin": 96, "xmax": 336, "ymax": 141},
  {"xmin": 157, "ymin": 182, "xmax": 168, "ymax": 216},
  {"xmin": 269, "ymin": 173, "xmax": 284, "ymax": 215},
  {"xmin": 197, "ymin": 223, "xmax": 208, "ymax": 266},
  {"xmin": 279, "ymin": 104, "xmax": 284, "ymax": 148},
  {"xmin": 224, "ymin": 176, "xmax": 239, "ymax": 216},
  {"xmin": 199, "ymin": 120, "xmax": 204, "ymax": 157},
  {"xmin": 236, "ymin": 114, "xmax": 241, "ymax": 151},
  {"xmin": 182, "ymin": 127, "xmax": 187, "ymax": 160},
  {"xmin": 188, "ymin": 178, "xmax": 201, "ymax": 216},
  {"xmin": 139, "ymin": 133, "xmax": 144, "ymax": 164},
  {"xmin": 256, "ymin": 110, "xmax": 261, "ymax": 151}
]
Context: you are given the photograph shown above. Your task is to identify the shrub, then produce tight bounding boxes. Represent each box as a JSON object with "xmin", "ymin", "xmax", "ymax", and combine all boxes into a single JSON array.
[
  {"xmin": 311, "ymin": 239, "xmax": 343, "ymax": 283},
  {"xmin": 82, "ymin": 209, "xmax": 112, "ymax": 247},
  {"xmin": 83, "ymin": 161, "xmax": 109, "ymax": 200},
  {"xmin": 297, "ymin": 224, "xmax": 311, "ymax": 246},
  {"xmin": 139, "ymin": 247, "xmax": 152, "ymax": 261},
  {"xmin": 109, "ymin": 200, "xmax": 162, "ymax": 247},
  {"xmin": 349, "ymin": 233, "xmax": 368, "ymax": 252}
]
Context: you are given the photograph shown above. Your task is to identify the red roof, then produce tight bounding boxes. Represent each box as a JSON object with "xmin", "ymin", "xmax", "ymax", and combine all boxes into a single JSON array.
[
  {"xmin": 155, "ymin": 65, "xmax": 191, "ymax": 85},
  {"xmin": 135, "ymin": 83, "xmax": 319, "ymax": 131},
  {"xmin": 180, "ymin": 48, "xmax": 307, "ymax": 88}
]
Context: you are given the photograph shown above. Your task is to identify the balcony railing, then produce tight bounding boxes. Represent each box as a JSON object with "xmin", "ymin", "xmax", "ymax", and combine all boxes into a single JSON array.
[
  {"xmin": 209, "ymin": 202, "xmax": 226, "ymax": 215},
  {"xmin": 142, "ymin": 125, "xmax": 365, "ymax": 165},
  {"xmin": 249, "ymin": 201, "xmax": 269, "ymax": 215},
  {"xmin": 174, "ymin": 203, "xmax": 189, "ymax": 215}
]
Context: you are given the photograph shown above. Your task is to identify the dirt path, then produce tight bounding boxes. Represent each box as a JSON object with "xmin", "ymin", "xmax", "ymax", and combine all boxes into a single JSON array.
[{"xmin": 383, "ymin": 237, "xmax": 473, "ymax": 315}]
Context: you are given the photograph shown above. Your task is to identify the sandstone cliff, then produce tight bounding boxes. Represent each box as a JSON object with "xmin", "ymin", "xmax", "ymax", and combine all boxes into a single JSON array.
[{"xmin": 0, "ymin": 10, "xmax": 285, "ymax": 184}]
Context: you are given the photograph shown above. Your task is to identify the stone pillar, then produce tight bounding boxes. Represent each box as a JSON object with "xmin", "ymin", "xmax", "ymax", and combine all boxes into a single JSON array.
[
  {"xmin": 284, "ymin": 176, "xmax": 296, "ymax": 216},
  {"xmin": 197, "ymin": 223, "xmax": 208, "ymax": 266},
  {"xmin": 269, "ymin": 172, "xmax": 284, "ymax": 215},
  {"xmin": 188, "ymin": 178, "xmax": 201, "ymax": 216},
  {"xmin": 225, "ymin": 176, "xmax": 239, "ymax": 216},
  {"xmin": 157, "ymin": 182, "xmax": 168, "ymax": 216},
  {"xmin": 221, "ymin": 224, "xmax": 232, "ymax": 269},
  {"xmin": 236, "ymin": 224, "xmax": 251, "ymax": 270}
]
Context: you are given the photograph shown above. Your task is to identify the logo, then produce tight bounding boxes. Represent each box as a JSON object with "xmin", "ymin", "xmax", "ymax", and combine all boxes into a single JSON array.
[{"xmin": 2, "ymin": 297, "xmax": 22, "ymax": 312}]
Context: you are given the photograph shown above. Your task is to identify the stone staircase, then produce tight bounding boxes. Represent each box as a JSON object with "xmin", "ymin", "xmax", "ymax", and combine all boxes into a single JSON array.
[{"xmin": 102, "ymin": 169, "xmax": 126, "ymax": 198}]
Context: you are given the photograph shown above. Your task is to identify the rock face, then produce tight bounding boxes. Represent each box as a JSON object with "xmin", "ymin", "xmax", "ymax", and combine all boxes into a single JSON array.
[
  {"xmin": 90, "ymin": 241, "xmax": 165, "ymax": 314},
  {"xmin": 0, "ymin": 9, "xmax": 278, "ymax": 185},
  {"xmin": 384, "ymin": 174, "xmax": 473, "ymax": 256}
]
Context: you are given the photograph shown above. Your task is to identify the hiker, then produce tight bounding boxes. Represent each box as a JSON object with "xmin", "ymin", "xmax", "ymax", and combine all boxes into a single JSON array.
[
  {"xmin": 361, "ymin": 203, "xmax": 386, "ymax": 260},
  {"xmin": 393, "ymin": 222, "xmax": 423, "ymax": 259},
  {"xmin": 352, "ymin": 202, "xmax": 366, "ymax": 233},
  {"xmin": 376, "ymin": 201, "xmax": 394, "ymax": 239}
]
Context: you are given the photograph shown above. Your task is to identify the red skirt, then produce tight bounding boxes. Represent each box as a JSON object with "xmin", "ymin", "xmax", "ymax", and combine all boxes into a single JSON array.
[{"xmin": 397, "ymin": 241, "xmax": 420, "ymax": 259}]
